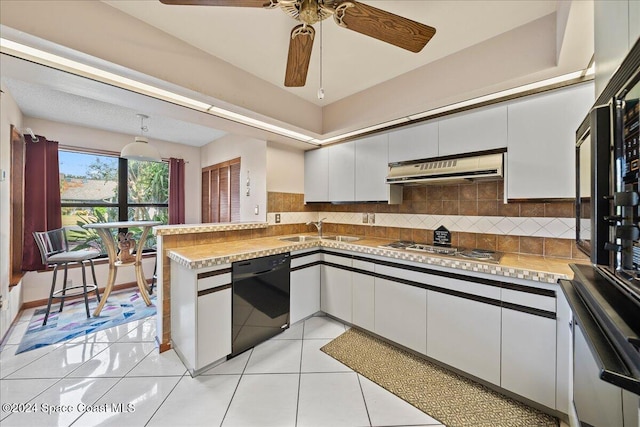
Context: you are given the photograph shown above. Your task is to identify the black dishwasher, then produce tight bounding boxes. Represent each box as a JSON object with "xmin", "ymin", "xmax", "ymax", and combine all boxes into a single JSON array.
[{"xmin": 231, "ymin": 253, "xmax": 290, "ymax": 357}]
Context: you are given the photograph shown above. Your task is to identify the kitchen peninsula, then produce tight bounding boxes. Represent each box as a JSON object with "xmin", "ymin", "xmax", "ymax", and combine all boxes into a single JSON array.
[{"xmin": 155, "ymin": 221, "xmax": 587, "ymax": 415}]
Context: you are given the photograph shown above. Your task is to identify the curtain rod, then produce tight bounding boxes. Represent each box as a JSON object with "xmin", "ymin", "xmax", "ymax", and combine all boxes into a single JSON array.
[
  {"xmin": 23, "ymin": 128, "xmax": 39, "ymax": 142},
  {"xmin": 58, "ymin": 145, "xmax": 188, "ymax": 163}
]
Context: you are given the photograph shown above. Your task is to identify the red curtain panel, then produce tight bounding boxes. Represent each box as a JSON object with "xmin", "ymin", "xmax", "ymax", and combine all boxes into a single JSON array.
[
  {"xmin": 22, "ymin": 135, "xmax": 62, "ymax": 271},
  {"xmin": 168, "ymin": 157, "xmax": 185, "ymax": 225}
]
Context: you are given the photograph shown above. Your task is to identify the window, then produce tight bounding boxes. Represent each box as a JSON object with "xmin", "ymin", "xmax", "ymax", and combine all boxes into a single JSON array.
[{"xmin": 59, "ymin": 150, "xmax": 169, "ymax": 253}]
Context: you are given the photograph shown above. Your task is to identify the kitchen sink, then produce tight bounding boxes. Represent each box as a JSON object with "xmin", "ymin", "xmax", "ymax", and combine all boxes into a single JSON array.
[
  {"xmin": 322, "ymin": 235, "xmax": 360, "ymax": 242},
  {"xmin": 279, "ymin": 235, "xmax": 320, "ymax": 242}
]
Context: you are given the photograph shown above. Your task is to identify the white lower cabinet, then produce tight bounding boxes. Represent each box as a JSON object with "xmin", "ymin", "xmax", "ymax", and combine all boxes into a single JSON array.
[
  {"xmin": 427, "ymin": 291, "xmax": 501, "ymax": 385},
  {"xmin": 374, "ymin": 278, "xmax": 427, "ymax": 354},
  {"xmin": 321, "ymin": 260, "xmax": 353, "ymax": 323},
  {"xmin": 171, "ymin": 261, "xmax": 232, "ymax": 375},
  {"xmin": 352, "ymin": 259, "xmax": 375, "ymax": 332},
  {"xmin": 556, "ymin": 290, "xmax": 573, "ymax": 413},
  {"xmin": 290, "ymin": 264, "xmax": 320, "ymax": 324},
  {"xmin": 197, "ymin": 288, "xmax": 232, "ymax": 370},
  {"xmin": 501, "ymin": 308, "xmax": 556, "ymax": 408},
  {"xmin": 573, "ymin": 324, "xmax": 624, "ymax": 427}
]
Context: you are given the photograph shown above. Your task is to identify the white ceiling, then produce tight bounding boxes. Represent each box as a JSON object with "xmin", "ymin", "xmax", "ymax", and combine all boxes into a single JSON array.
[
  {"xmin": 0, "ymin": 0, "xmax": 593, "ymax": 149},
  {"xmin": 103, "ymin": 0, "xmax": 559, "ymax": 106},
  {"xmin": 3, "ymin": 77, "xmax": 227, "ymax": 146},
  {"xmin": 0, "ymin": 54, "xmax": 228, "ymax": 147}
]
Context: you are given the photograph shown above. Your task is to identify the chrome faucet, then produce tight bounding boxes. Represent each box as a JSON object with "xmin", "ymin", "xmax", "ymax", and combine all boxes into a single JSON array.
[{"xmin": 306, "ymin": 218, "xmax": 327, "ymax": 238}]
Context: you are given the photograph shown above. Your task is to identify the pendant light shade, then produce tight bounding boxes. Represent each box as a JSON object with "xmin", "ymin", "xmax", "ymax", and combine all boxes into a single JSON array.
[{"xmin": 121, "ymin": 114, "xmax": 162, "ymax": 162}]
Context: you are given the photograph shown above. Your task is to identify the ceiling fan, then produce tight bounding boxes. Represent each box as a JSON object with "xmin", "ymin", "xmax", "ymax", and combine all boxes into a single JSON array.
[{"xmin": 159, "ymin": 0, "xmax": 436, "ymax": 87}]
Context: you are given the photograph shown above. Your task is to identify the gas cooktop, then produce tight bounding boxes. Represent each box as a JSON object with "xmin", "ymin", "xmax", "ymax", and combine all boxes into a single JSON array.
[{"xmin": 378, "ymin": 241, "xmax": 503, "ymax": 264}]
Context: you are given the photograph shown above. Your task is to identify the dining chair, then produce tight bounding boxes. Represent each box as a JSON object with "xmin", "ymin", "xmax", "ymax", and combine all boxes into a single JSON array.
[{"xmin": 33, "ymin": 227, "xmax": 101, "ymax": 325}]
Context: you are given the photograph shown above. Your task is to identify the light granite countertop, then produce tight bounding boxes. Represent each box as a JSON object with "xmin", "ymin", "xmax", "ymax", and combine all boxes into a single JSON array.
[{"xmin": 167, "ymin": 234, "xmax": 587, "ymax": 284}]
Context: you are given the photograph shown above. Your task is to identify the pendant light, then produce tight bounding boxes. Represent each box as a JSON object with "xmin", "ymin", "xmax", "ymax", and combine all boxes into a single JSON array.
[{"xmin": 120, "ymin": 114, "xmax": 162, "ymax": 162}]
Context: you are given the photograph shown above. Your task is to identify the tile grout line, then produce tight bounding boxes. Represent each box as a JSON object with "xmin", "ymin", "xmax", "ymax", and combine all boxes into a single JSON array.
[
  {"xmin": 219, "ymin": 347, "xmax": 253, "ymax": 427},
  {"xmin": 294, "ymin": 319, "xmax": 306, "ymax": 426},
  {"xmin": 142, "ymin": 371, "xmax": 189, "ymax": 427},
  {"xmin": 355, "ymin": 373, "xmax": 373, "ymax": 427},
  {"xmin": 67, "ymin": 321, "xmax": 156, "ymax": 426}
]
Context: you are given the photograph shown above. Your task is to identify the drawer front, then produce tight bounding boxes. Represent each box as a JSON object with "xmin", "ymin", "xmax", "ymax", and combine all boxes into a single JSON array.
[
  {"xmin": 375, "ymin": 264, "xmax": 500, "ymax": 300},
  {"xmin": 427, "ymin": 274, "xmax": 501, "ymax": 300},
  {"xmin": 502, "ymin": 288, "xmax": 556, "ymax": 313},
  {"xmin": 353, "ymin": 259, "xmax": 374, "ymax": 272},
  {"xmin": 323, "ymin": 253, "xmax": 353, "ymax": 268},
  {"xmin": 197, "ymin": 271, "xmax": 232, "ymax": 292},
  {"xmin": 291, "ymin": 252, "xmax": 322, "ymax": 269}
]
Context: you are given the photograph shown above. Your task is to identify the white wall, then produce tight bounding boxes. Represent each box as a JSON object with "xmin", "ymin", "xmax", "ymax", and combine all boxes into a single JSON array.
[
  {"xmin": 0, "ymin": 82, "xmax": 24, "ymax": 338},
  {"xmin": 200, "ymin": 134, "xmax": 267, "ymax": 222},
  {"xmin": 266, "ymin": 142, "xmax": 305, "ymax": 194}
]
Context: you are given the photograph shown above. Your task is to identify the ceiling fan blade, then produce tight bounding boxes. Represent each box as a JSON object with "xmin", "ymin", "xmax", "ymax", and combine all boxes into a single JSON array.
[
  {"xmin": 333, "ymin": 1, "xmax": 436, "ymax": 53},
  {"xmin": 284, "ymin": 24, "xmax": 315, "ymax": 87},
  {"xmin": 159, "ymin": 0, "xmax": 271, "ymax": 7}
]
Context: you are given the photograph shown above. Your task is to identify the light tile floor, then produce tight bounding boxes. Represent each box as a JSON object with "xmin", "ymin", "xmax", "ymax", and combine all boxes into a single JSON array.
[{"xmin": 0, "ymin": 311, "xmax": 444, "ymax": 427}]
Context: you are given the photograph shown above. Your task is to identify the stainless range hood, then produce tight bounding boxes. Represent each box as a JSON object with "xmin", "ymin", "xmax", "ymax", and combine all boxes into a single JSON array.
[{"xmin": 386, "ymin": 152, "xmax": 504, "ymax": 185}]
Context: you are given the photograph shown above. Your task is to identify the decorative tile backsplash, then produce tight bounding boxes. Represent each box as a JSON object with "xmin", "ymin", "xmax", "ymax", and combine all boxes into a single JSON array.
[
  {"xmin": 311, "ymin": 212, "xmax": 576, "ymax": 239},
  {"xmin": 267, "ymin": 184, "xmax": 587, "ymax": 260}
]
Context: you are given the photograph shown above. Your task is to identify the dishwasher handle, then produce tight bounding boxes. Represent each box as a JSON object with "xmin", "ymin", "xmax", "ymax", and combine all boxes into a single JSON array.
[
  {"xmin": 236, "ymin": 266, "xmax": 285, "ymax": 279},
  {"xmin": 232, "ymin": 253, "xmax": 290, "ymax": 280}
]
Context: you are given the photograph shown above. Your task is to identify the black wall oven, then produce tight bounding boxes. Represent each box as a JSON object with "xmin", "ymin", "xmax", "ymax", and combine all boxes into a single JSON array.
[
  {"xmin": 570, "ymin": 38, "xmax": 640, "ymax": 406},
  {"xmin": 577, "ymin": 39, "xmax": 640, "ymax": 309},
  {"xmin": 607, "ymin": 69, "xmax": 640, "ymax": 306}
]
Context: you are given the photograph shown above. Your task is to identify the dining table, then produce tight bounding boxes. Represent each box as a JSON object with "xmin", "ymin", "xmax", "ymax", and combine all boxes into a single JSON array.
[{"xmin": 83, "ymin": 220, "xmax": 161, "ymax": 316}]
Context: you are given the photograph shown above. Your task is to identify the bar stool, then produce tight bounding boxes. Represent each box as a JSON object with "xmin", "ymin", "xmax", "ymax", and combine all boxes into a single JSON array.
[
  {"xmin": 33, "ymin": 227, "xmax": 101, "ymax": 325},
  {"xmin": 149, "ymin": 245, "xmax": 157, "ymax": 295}
]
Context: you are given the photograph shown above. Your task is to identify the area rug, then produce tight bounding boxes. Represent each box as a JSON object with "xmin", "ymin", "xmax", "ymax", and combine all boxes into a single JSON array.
[
  {"xmin": 321, "ymin": 328, "xmax": 558, "ymax": 427},
  {"xmin": 16, "ymin": 290, "xmax": 156, "ymax": 354}
]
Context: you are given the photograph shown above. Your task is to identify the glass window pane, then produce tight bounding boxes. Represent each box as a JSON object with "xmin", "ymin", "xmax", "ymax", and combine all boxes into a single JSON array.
[
  {"xmin": 59, "ymin": 151, "xmax": 118, "ymax": 204},
  {"xmin": 128, "ymin": 206, "xmax": 168, "ymax": 224},
  {"xmin": 62, "ymin": 206, "xmax": 119, "ymax": 228},
  {"xmin": 127, "ymin": 206, "xmax": 167, "ymax": 249},
  {"xmin": 62, "ymin": 207, "xmax": 119, "ymax": 255},
  {"xmin": 128, "ymin": 160, "xmax": 169, "ymax": 204}
]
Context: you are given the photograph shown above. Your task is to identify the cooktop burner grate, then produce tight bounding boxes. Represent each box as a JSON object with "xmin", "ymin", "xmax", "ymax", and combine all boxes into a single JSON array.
[
  {"xmin": 379, "ymin": 241, "xmax": 503, "ymax": 263},
  {"xmin": 378, "ymin": 241, "xmax": 416, "ymax": 249},
  {"xmin": 406, "ymin": 244, "xmax": 459, "ymax": 255}
]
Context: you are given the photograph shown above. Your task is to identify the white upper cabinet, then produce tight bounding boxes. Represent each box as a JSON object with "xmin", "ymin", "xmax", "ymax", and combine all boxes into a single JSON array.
[
  {"xmin": 328, "ymin": 141, "xmax": 356, "ymax": 202},
  {"xmin": 355, "ymin": 134, "xmax": 389, "ymax": 201},
  {"xmin": 304, "ymin": 148, "xmax": 329, "ymax": 203},
  {"xmin": 594, "ymin": 0, "xmax": 637, "ymax": 97},
  {"xmin": 388, "ymin": 121, "xmax": 438, "ymax": 163},
  {"xmin": 507, "ymin": 82, "xmax": 594, "ymax": 200},
  {"xmin": 438, "ymin": 104, "xmax": 508, "ymax": 156}
]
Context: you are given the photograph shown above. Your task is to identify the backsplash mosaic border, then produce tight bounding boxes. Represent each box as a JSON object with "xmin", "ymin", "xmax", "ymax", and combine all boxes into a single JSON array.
[{"xmin": 267, "ymin": 212, "xmax": 575, "ymax": 240}]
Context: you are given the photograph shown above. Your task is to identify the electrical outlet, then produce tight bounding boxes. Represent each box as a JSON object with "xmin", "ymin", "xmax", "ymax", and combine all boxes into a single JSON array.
[
  {"xmin": 369, "ymin": 213, "xmax": 375, "ymax": 224},
  {"xmin": 254, "ymin": 205, "xmax": 259, "ymax": 215},
  {"xmin": 362, "ymin": 213, "xmax": 368, "ymax": 224},
  {"xmin": 275, "ymin": 213, "xmax": 281, "ymax": 223}
]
